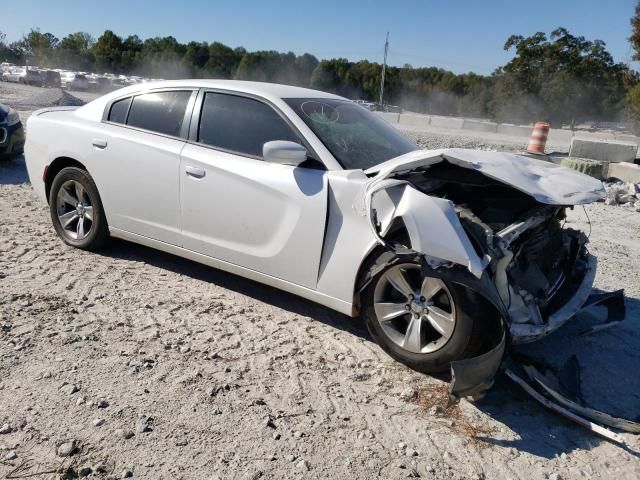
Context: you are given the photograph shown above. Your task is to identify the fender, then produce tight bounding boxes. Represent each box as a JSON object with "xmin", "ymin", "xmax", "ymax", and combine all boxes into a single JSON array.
[{"xmin": 355, "ymin": 180, "xmax": 488, "ymax": 278}]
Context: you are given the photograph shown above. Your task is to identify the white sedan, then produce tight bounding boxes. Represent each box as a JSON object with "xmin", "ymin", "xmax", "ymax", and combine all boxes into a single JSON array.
[{"xmin": 25, "ymin": 80, "xmax": 606, "ymax": 390}]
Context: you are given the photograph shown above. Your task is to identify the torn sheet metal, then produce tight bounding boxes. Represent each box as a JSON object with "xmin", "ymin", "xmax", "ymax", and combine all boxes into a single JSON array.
[
  {"xmin": 557, "ymin": 355, "xmax": 583, "ymax": 405},
  {"xmin": 449, "ymin": 330, "xmax": 506, "ymax": 403},
  {"xmin": 365, "ymin": 148, "xmax": 606, "ymax": 205},
  {"xmin": 523, "ymin": 364, "xmax": 640, "ymax": 434},
  {"xmin": 578, "ymin": 289, "xmax": 626, "ymax": 336},
  {"xmin": 355, "ymin": 180, "xmax": 487, "ymax": 278},
  {"xmin": 505, "ymin": 368, "xmax": 627, "ymax": 445},
  {"xmin": 510, "ymin": 254, "xmax": 598, "ymax": 343}
]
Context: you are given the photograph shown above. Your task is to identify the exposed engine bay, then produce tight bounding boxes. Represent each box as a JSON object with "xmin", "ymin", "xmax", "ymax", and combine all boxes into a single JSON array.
[{"xmin": 396, "ymin": 161, "xmax": 592, "ymax": 337}]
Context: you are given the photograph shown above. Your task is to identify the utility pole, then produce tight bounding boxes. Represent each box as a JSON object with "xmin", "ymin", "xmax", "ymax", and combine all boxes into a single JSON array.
[{"xmin": 379, "ymin": 32, "xmax": 389, "ymax": 106}]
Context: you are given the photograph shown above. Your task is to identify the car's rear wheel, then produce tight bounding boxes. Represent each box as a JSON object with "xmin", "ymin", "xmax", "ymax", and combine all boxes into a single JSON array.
[
  {"xmin": 362, "ymin": 256, "xmax": 485, "ymax": 374},
  {"xmin": 49, "ymin": 167, "xmax": 109, "ymax": 251}
]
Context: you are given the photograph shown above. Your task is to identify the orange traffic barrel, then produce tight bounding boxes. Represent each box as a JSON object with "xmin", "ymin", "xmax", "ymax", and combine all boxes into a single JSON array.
[{"xmin": 527, "ymin": 122, "xmax": 550, "ymax": 154}]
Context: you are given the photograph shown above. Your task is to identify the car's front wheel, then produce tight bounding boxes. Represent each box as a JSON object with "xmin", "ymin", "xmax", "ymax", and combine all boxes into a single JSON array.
[
  {"xmin": 49, "ymin": 166, "xmax": 109, "ymax": 251},
  {"xmin": 361, "ymin": 255, "xmax": 485, "ymax": 374}
]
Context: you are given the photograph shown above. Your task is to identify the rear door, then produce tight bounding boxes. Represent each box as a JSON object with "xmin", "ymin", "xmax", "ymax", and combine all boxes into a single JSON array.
[
  {"xmin": 91, "ymin": 89, "xmax": 196, "ymax": 245},
  {"xmin": 179, "ymin": 91, "xmax": 328, "ymax": 288}
]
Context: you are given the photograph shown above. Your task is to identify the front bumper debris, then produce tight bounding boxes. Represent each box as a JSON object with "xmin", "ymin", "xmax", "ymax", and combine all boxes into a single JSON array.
[
  {"xmin": 449, "ymin": 330, "xmax": 506, "ymax": 403},
  {"xmin": 506, "ymin": 351, "xmax": 639, "ymax": 446},
  {"xmin": 449, "ymin": 287, "xmax": 627, "ymax": 403},
  {"xmin": 510, "ymin": 253, "xmax": 598, "ymax": 343}
]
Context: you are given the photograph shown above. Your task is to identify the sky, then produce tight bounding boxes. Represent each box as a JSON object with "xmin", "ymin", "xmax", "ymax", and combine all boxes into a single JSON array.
[{"xmin": 4, "ymin": 0, "xmax": 640, "ymax": 74}]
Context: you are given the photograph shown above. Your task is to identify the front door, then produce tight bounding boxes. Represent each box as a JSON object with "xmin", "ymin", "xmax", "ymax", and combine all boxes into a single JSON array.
[{"xmin": 179, "ymin": 91, "xmax": 327, "ymax": 288}]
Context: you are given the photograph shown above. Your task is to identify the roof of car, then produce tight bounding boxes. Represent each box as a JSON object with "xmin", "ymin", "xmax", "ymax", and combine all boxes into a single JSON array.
[
  {"xmin": 107, "ymin": 79, "xmax": 345, "ymax": 101},
  {"xmin": 76, "ymin": 79, "xmax": 347, "ymax": 122}
]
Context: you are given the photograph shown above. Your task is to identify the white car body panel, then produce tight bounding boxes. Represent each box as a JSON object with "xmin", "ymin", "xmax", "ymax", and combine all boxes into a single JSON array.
[
  {"xmin": 90, "ymin": 124, "xmax": 184, "ymax": 245},
  {"xmin": 179, "ymin": 143, "xmax": 327, "ymax": 288},
  {"xmin": 366, "ymin": 148, "xmax": 605, "ymax": 205},
  {"xmin": 24, "ymin": 80, "xmax": 607, "ymax": 334},
  {"xmin": 380, "ymin": 185, "xmax": 486, "ymax": 277}
]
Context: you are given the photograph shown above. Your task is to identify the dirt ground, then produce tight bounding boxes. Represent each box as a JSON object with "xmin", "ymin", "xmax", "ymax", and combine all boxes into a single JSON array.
[{"xmin": 1, "ymin": 83, "xmax": 639, "ymax": 479}]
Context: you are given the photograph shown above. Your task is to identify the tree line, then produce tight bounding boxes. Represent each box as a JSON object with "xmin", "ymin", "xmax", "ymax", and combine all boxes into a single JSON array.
[{"xmin": 2, "ymin": 25, "xmax": 639, "ymax": 128}]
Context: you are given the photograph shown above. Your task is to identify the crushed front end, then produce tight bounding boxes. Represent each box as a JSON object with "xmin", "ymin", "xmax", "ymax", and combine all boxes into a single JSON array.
[
  {"xmin": 458, "ymin": 202, "xmax": 595, "ymax": 343},
  {"xmin": 361, "ymin": 149, "xmax": 607, "ymax": 345}
]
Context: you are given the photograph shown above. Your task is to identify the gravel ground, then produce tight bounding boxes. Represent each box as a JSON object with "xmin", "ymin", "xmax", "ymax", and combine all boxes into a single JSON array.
[{"xmin": 1, "ymin": 82, "xmax": 639, "ymax": 479}]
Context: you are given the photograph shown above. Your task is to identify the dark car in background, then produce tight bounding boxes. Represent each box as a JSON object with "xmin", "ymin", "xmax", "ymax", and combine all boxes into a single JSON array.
[
  {"xmin": 41, "ymin": 70, "xmax": 61, "ymax": 88},
  {"xmin": 0, "ymin": 103, "xmax": 25, "ymax": 159}
]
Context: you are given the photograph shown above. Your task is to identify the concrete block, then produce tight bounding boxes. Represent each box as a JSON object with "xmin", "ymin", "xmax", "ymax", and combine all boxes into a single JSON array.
[
  {"xmin": 606, "ymin": 162, "xmax": 640, "ymax": 183},
  {"xmin": 462, "ymin": 119, "xmax": 498, "ymax": 133},
  {"xmin": 615, "ymin": 134, "xmax": 640, "ymax": 143},
  {"xmin": 429, "ymin": 116, "xmax": 464, "ymax": 130},
  {"xmin": 376, "ymin": 112, "xmax": 400, "ymax": 124},
  {"xmin": 569, "ymin": 138, "xmax": 637, "ymax": 163},
  {"xmin": 398, "ymin": 113, "xmax": 428, "ymax": 128},
  {"xmin": 547, "ymin": 129, "xmax": 574, "ymax": 145},
  {"xmin": 496, "ymin": 124, "xmax": 532, "ymax": 138},
  {"xmin": 559, "ymin": 157, "xmax": 604, "ymax": 179}
]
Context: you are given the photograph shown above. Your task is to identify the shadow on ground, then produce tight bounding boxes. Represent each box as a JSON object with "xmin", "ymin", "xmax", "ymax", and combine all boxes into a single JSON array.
[
  {"xmin": 476, "ymin": 295, "xmax": 640, "ymax": 458},
  {"xmin": 0, "ymin": 155, "xmax": 29, "ymax": 185},
  {"xmin": 101, "ymin": 239, "xmax": 369, "ymax": 340}
]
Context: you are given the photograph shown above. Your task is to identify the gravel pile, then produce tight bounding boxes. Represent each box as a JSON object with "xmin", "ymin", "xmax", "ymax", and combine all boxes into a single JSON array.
[
  {"xmin": 0, "ymin": 82, "xmax": 91, "ymax": 123},
  {"xmin": 1, "ymin": 85, "xmax": 64, "ymax": 111},
  {"xmin": 55, "ymin": 91, "xmax": 86, "ymax": 107},
  {"xmin": 604, "ymin": 181, "xmax": 640, "ymax": 211},
  {"xmin": 403, "ymin": 130, "xmax": 526, "ymax": 152}
]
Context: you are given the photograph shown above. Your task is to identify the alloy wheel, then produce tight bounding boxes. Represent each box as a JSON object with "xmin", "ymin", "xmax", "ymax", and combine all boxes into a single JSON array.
[
  {"xmin": 56, "ymin": 180, "xmax": 94, "ymax": 240},
  {"xmin": 373, "ymin": 264, "xmax": 456, "ymax": 354}
]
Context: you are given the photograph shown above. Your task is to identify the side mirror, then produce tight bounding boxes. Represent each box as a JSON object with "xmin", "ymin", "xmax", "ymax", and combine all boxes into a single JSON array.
[{"xmin": 263, "ymin": 140, "xmax": 308, "ymax": 167}]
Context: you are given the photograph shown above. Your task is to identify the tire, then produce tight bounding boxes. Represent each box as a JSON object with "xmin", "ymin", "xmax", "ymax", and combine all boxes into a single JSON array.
[
  {"xmin": 361, "ymin": 252, "xmax": 486, "ymax": 374},
  {"xmin": 49, "ymin": 167, "xmax": 109, "ymax": 251}
]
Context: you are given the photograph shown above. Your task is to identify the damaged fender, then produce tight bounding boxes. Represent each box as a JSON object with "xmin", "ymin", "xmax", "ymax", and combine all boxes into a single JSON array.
[
  {"xmin": 355, "ymin": 179, "xmax": 487, "ymax": 278},
  {"xmin": 418, "ymin": 262, "xmax": 510, "ymax": 402}
]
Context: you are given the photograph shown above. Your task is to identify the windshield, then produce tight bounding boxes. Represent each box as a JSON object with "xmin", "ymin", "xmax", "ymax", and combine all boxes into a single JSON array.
[{"xmin": 284, "ymin": 98, "xmax": 416, "ymax": 170}]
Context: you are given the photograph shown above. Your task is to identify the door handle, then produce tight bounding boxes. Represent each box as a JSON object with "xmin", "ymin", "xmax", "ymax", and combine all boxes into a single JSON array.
[
  {"xmin": 185, "ymin": 165, "xmax": 206, "ymax": 178},
  {"xmin": 92, "ymin": 138, "xmax": 107, "ymax": 149}
]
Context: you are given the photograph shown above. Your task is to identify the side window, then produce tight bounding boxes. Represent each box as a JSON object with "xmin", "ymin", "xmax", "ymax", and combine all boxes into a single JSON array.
[
  {"xmin": 198, "ymin": 93, "xmax": 300, "ymax": 157},
  {"xmin": 108, "ymin": 97, "xmax": 131, "ymax": 124},
  {"xmin": 126, "ymin": 91, "xmax": 192, "ymax": 137}
]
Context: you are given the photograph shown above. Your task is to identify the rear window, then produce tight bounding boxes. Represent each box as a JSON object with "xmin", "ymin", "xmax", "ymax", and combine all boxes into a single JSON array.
[
  {"xmin": 108, "ymin": 97, "xmax": 131, "ymax": 124},
  {"xmin": 126, "ymin": 91, "xmax": 192, "ymax": 137},
  {"xmin": 197, "ymin": 92, "xmax": 299, "ymax": 157}
]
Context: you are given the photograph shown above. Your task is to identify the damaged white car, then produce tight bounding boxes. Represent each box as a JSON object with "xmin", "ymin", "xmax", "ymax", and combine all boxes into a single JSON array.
[{"xmin": 25, "ymin": 81, "xmax": 605, "ymax": 384}]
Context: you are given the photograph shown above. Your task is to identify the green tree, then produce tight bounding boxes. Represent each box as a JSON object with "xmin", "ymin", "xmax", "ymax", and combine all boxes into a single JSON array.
[
  {"xmin": 205, "ymin": 42, "xmax": 241, "ymax": 78},
  {"xmin": 493, "ymin": 28, "xmax": 629, "ymax": 126},
  {"xmin": 21, "ymin": 29, "xmax": 58, "ymax": 66},
  {"xmin": 631, "ymin": 2, "xmax": 640, "ymax": 60},
  {"xmin": 120, "ymin": 35, "xmax": 143, "ymax": 73},
  {"xmin": 310, "ymin": 58, "xmax": 351, "ymax": 94},
  {"xmin": 57, "ymin": 32, "xmax": 94, "ymax": 70},
  {"xmin": 184, "ymin": 41, "xmax": 209, "ymax": 75},
  {"xmin": 92, "ymin": 30, "xmax": 123, "ymax": 72}
]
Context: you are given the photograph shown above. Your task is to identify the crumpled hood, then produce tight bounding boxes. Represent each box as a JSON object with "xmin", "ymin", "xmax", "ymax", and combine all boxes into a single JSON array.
[{"xmin": 365, "ymin": 148, "xmax": 606, "ymax": 205}]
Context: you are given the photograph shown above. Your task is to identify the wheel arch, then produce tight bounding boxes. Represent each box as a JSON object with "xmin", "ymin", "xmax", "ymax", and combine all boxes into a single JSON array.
[
  {"xmin": 353, "ymin": 232, "xmax": 506, "ymax": 336},
  {"xmin": 352, "ymin": 221, "xmax": 412, "ymax": 315},
  {"xmin": 44, "ymin": 157, "xmax": 88, "ymax": 204}
]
